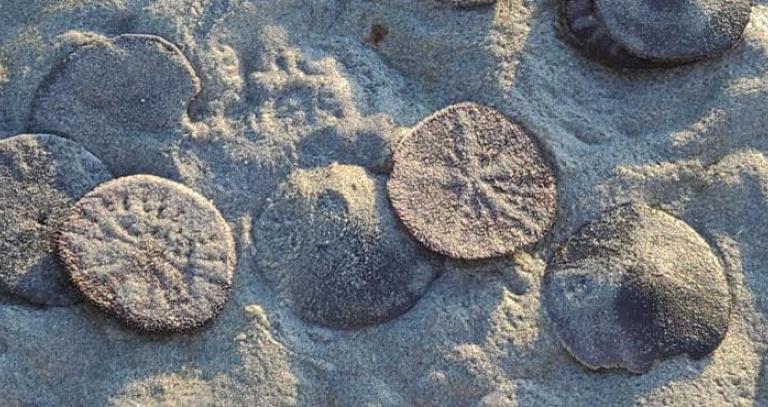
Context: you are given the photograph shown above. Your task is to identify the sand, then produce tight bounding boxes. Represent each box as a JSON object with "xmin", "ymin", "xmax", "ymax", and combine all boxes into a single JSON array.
[{"xmin": 0, "ymin": 0, "xmax": 767, "ymax": 405}]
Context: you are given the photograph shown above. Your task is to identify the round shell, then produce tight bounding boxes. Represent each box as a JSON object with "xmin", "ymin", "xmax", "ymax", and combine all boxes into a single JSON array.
[
  {"xmin": 0, "ymin": 134, "xmax": 112, "ymax": 306},
  {"xmin": 388, "ymin": 102, "xmax": 557, "ymax": 260},
  {"xmin": 557, "ymin": 0, "xmax": 751, "ymax": 67},
  {"xmin": 254, "ymin": 164, "xmax": 438, "ymax": 329},
  {"xmin": 30, "ymin": 34, "xmax": 201, "ymax": 176},
  {"xmin": 543, "ymin": 203, "xmax": 731, "ymax": 373},
  {"xmin": 58, "ymin": 175, "xmax": 236, "ymax": 332},
  {"xmin": 596, "ymin": 0, "xmax": 751, "ymax": 63}
]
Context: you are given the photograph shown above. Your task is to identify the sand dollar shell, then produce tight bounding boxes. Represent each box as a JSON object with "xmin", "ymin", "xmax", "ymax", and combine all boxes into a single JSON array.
[
  {"xmin": 543, "ymin": 203, "xmax": 731, "ymax": 373},
  {"xmin": 254, "ymin": 164, "xmax": 438, "ymax": 329},
  {"xmin": 558, "ymin": 0, "xmax": 751, "ymax": 67},
  {"xmin": 0, "ymin": 134, "xmax": 112, "ymax": 306},
  {"xmin": 31, "ymin": 34, "xmax": 201, "ymax": 176},
  {"xmin": 388, "ymin": 102, "xmax": 557, "ymax": 260},
  {"xmin": 58, "ymin": 175, "xmax": 235, "ymax": 332},
  {"xmin": 597, "ymin": 0, "xmax": 751, "ymax": 62}
]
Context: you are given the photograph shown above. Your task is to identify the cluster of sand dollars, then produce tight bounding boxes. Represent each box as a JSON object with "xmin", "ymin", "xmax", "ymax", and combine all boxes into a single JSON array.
[
  {"xmin": 1, "ymin": 34, "xmax": 235, "ymax": 333},
  {"xmin": 383, "ymin": 102, "xmax": 730, "ymax": 375},
  {"xmin": 0, "ymin": 134, "xmax": 236, "ymax": 332},
  {"xmin": 0, "ymin": 0, "xmax": 750, "ymax": 376}
]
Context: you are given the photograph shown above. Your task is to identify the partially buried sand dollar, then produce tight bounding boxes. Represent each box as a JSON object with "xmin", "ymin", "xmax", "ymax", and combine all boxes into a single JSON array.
[
  {"xmin": 255, "ymin": 164, "xmax": 438, "ymax": 329},
  {"xmin": 0, "ymin": 134, "xmax": 112, "ymax": 306},
  {"xmin": 388, "ymin": 102, "xmax": 557, "ymax": 260},
  {"xmin": 31, "ymin": 34, "xmax": 201, "ymax": 176},
  {"xmin": 543, "ymin": 203, "xmax": 731, "ymax": 373},
  {"xmin": 558, "ymin": 0, "xmax": 751, "ymax": 68},
  {"xmin": 58, "ymin": 175, "xmax": 235, "ymax": 332}
]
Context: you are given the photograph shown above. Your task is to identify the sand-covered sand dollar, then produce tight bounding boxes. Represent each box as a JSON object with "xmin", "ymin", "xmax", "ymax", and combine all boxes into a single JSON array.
[
  {"xmin": 558, "ymin": 0, "xmax": 751, "ymax": 67},
  {"xmin": 543, "ymin": 203, "xmax": 731, "ymax": 373},
  {"xmin": 255, "ymin": 164, "xmax": 438, "ymax": 329},
  {"xmin": 33, "ymin": 33, "xmax": 200, "ymax": 130},
  {"xmin": 31, "ymin": 34, "xmax": 201, "ymax": 176},
  {"xmin": 0, "ymin": 134, "xmax": 112, "ymax": 306},
  {"xmin": 598, "ymin": 0, "xmax": 751, "ymax": 62},
  {"xmin": 388, "ymin": 102, "xmax": 557, "ymax": 260},
  {"xmin": 58, "ymin": 175, "xmax": 235, "ymax": 332}
]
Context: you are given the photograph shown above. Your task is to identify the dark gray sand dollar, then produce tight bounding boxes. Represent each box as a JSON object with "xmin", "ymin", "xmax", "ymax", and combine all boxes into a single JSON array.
[
  {"xmin": 58, "ymin": 175, "xmax": 235, "ymax": 332},
  {"xmin": 436, "ymin": 0, "xmax": 497, "ymax": 8},
  {"xmin": 388, "ymin": 102, "xmax": 557, "ymax": 260},
  {"xmin": 255, "ymin": 164, "xmax": 438, "ymax": 329},
  {"xmin": 0, "ymin": 134, "xmax": 112, "ymax": 306},
  {"xmin": 31, "ymin": 34, "xmax": 201, "ymax": 176},
  {"xmin": 543, "ymin": 203, "xmax": 731, "ymax": 373},
  {"xmin": 558, "ymin": 0, "xmax": 751, "ymax": 67}
]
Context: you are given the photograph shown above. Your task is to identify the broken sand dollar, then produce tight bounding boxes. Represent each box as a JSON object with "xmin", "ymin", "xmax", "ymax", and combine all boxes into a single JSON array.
[
  {"xmin": 254, "ymin": 164, "xmax": 438, "ymax": 329},
  {"xmin": 58, "ymin": 175, "xmax": 235, "ymax": 332},
  {"xmin": 0, "ymin": 134, "xmax": 112, "ymax": 306},
  {"xmin": 543, "ymin": 203, "xmax": 731, "ymax": 373},
  {"xmin": 558, "ymin": 0, "xmax": 751, "ymax": 67},
  {"xmin": 30, "ymin": 34, "xmax": 201, "ymax": 176},
  {"xmin": 388, "ymin": 102, "xmax": 557, "ymax": 260}
]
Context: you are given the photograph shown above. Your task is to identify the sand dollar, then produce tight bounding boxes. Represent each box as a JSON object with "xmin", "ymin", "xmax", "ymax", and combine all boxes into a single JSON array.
[
  {"xmin": 388, "ymin": 102, "xmax": 557, "ymax": 260},
  {"xmin": 31, "ymin": 34, "xmax": 201, "ymax": 176},
  {"xmin": 255, "ymin": 164, "xmax": 438, "ymax": 329},
  {"xmin": 597, "ymin": 0, "xmax": 751, "ymax": 62},
  {"xmin": 58, "ymin": 175, "xmax": 235, "ymax": 332},
  {"xmin": 0, "ymin": 134, "xmax": 112, "ymax": 306},
  {"xmin": 558, "ymin": 0, "xmax": 751, "ymax": 67},
  {"xmin": 543, "ymin": 203, "xmax": 731, "ymax": 373}
]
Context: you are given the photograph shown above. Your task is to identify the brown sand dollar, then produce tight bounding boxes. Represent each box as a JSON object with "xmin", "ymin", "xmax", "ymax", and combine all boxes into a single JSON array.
[
  {"xmin": 31, "ymin": 34, "xmax": 201, "ymax": 176},
  {"xmin": 558, "ymin": 0, "xmax": 751, "ymax": 68},
  {"xmin": 58, "ymin": 175, "xmax": 235, "ymax": 332},
  {"xmin": 0, "ymin": 134, "xmax": 112, "ymax": 306},
  {"xmin": 388, "ymin": 102, "xmax": 557, "ymax": 260},
  {"xmin": 543, "ymin": 203, "xmax": 731, "ymax": 373},
  {"xmin": 255, "ymin": 164, "xmax": 438, "ymax": 329}
]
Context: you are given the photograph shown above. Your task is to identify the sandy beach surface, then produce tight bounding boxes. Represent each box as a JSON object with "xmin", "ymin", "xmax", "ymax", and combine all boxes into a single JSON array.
[{"xmin": 1, "ymin": 0, "xmax": 767, "ymax": 405}]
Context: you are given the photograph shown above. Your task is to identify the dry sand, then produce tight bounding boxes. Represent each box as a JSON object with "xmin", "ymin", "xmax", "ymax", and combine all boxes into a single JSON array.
[{"xmin": 0, "ymin": 0, "xmax": 767, "ymax": 405}]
